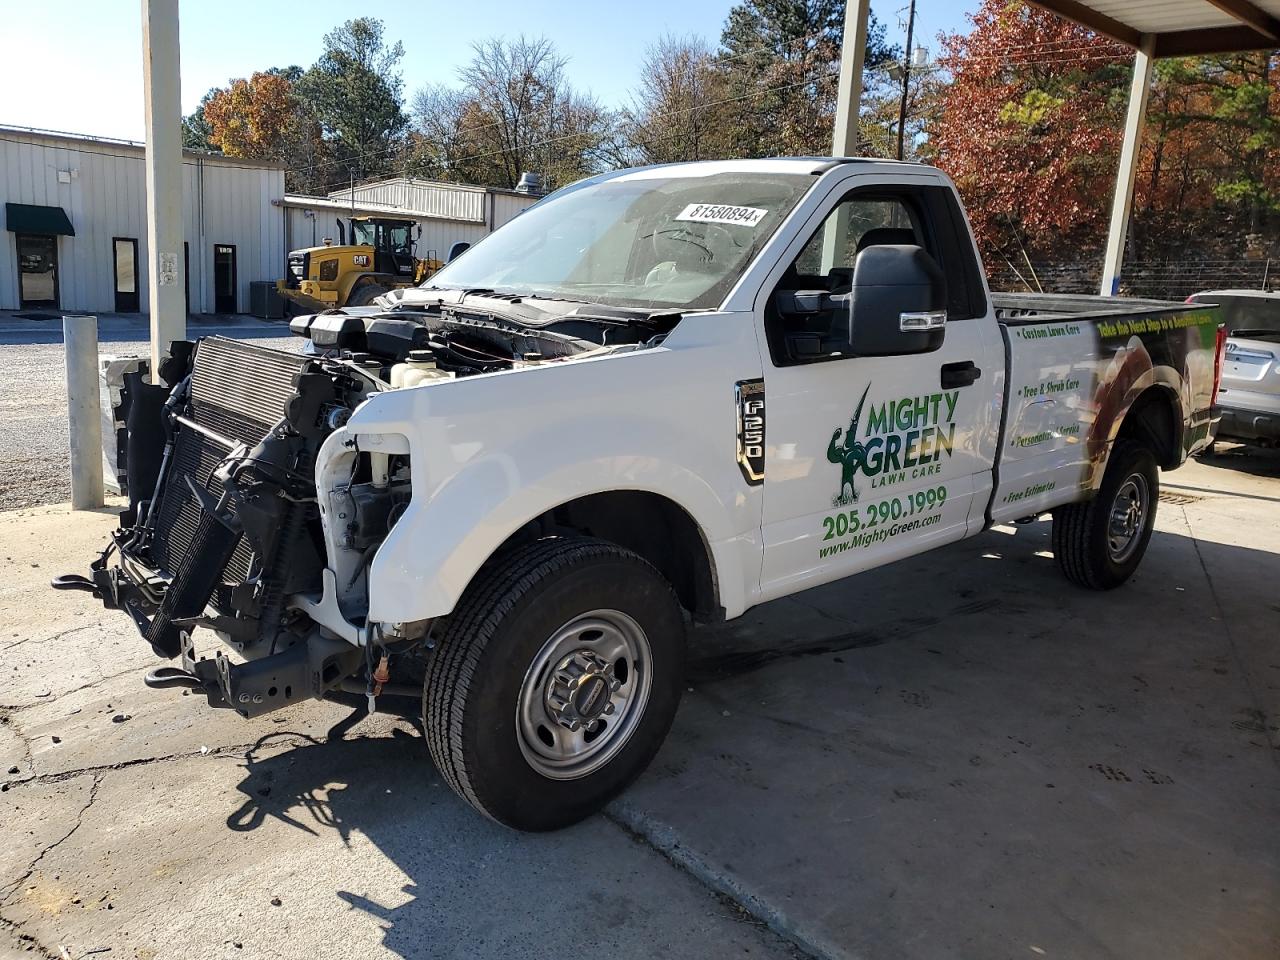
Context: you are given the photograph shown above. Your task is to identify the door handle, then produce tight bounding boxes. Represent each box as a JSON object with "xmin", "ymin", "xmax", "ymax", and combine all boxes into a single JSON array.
[{"xmin": 941, "ymin": 360, "xmax": 981, "ymax": 389}]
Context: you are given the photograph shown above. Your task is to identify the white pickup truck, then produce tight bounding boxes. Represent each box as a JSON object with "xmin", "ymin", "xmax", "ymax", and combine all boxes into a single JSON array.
[{"xmin": 67, "ymin": 158, "xmax": 1224, "ymax": 831}]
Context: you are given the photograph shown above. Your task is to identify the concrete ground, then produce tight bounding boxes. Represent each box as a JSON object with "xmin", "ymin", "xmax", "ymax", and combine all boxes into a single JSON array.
[
  {"xmin": 0, "ymin": 313, "xmax": 297, "ymax": 511},
  {"xmin": 1, "ymin": 449, "xmax": 1277, "ymax": 959}
]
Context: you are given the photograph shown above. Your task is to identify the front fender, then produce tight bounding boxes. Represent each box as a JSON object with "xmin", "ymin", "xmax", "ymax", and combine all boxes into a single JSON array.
[{"xmin": 336, "ymin": 328, "xmax": 763, "ymax": 626}]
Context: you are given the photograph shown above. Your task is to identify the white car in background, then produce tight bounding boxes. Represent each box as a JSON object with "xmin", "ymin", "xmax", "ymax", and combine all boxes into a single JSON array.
[{"xmin": 1188, "ymin": 290, "xmax": 1280, "ymax": 450}]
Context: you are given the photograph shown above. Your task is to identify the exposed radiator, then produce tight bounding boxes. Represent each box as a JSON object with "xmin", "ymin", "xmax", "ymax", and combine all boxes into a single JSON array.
[{"xmin": 151, "ymin": 337, "xmax": 306, "ymax": 582}]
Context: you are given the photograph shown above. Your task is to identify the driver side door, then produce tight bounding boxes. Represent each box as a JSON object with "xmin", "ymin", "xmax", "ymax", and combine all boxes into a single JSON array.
[{"xmin": 756, "ymin": 177, "xmax": 1001, "ymax": 602}]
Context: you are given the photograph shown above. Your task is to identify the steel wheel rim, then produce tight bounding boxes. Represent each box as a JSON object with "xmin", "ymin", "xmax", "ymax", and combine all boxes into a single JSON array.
[
  {"xmin": 1107, "ymin": 473, "xmax": 1149, "ymax": 563},
  {"xmin": 516, "ymin": 609, "xmax": 653, "ymax": 781}
]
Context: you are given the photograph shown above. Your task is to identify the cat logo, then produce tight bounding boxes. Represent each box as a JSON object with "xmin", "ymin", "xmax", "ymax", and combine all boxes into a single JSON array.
[{"xmin": 353, "ymin": 254, "xmax": 371, "ymax": 267}]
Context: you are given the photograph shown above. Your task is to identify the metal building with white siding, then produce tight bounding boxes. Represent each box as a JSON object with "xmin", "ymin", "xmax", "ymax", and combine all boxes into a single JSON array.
[
  {"xmin": 0, "ymin": 125, "xmax": 285, "ymax": 315},
  {"xmin": 328, "ymin": 176, "xmax": 540, "ymax": 232},
  {"xmin": 278, "ymin": 177, "xmax": 539, "ymax": 268},
  {"xmin": 277, "ymin": 176, "xmax": 541, "ymax": 264}
]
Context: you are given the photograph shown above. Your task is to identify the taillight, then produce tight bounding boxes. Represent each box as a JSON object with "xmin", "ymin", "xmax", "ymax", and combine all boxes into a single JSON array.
[{"xmin": 1212, "ymin": 325, "xmax": 1228, "ymax": 406}]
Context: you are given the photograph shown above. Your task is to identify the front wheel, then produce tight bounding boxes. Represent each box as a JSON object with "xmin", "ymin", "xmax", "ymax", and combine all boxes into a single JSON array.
[
  {"xmin": 345, "ymin": 283, "xmax": 390, "ymax": 307},
  {"xmin": 1051, "ymin": 439, "xmax": 1158, "ymax": 589},
  {"xmin": 423, "ymin": 537, "xmax": 685, "ymax": 831}
]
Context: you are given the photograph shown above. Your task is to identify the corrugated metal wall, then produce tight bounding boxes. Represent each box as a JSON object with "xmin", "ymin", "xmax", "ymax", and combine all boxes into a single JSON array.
[
  {"xmin": 332, "ymin": 179, "xmax": 488, "ymax": 223},
  {"xmin": 281, "ymin": 206, "xmax": 491, "ymax": 264},
  {"xmin": 282, "ymin": 182, "xmax": 539, "ymax": 264},
  {"xmin": 491, "ymin": 192, "xmax": 537, "ymax": 229},
  {"xmin": 328, "ymin": 178, "xmax": 539, "ymax": 231},
  {"xmin": 0, "ymin": 130, "xmax": 285, "ymax": 314}
]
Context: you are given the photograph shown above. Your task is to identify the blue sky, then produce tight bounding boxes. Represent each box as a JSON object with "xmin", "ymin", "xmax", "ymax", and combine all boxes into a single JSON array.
[{"xmin": 0, "ymin": 0, "xmax": 977, "ymax": 142}]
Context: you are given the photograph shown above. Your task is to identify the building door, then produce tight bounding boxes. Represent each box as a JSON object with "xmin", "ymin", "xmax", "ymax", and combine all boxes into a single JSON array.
[
  {"xmin": 214, "ymin": 244, "xmax": 237, "ymax": 313},
  {"xmin": 113, "ymin": 237, "xmax": 140, "ymax": 312},
  {"xmin": 16, "ymin": 234, "xmax": 58, "ymax": 308}
]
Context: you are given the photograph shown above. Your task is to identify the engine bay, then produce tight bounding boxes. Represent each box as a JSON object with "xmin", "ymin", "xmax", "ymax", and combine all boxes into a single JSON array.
[{"xmin": 289, "ymin": 292, "xmax": 682, "ymax": 382}]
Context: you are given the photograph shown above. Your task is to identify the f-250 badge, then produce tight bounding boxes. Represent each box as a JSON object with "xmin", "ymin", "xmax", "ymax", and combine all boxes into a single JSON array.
[{"xmin": 735, "ymin": 380, "xmax": 765, "ymax": 485}]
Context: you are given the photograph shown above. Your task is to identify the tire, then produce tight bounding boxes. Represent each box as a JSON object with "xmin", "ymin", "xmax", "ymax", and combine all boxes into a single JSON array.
[
  {"xmin": 1051, "ymin": 439, "xmax": 1159, "ymax": 590},
  {"xmin": 346, "ymin": 283, "xmax": 389, "ymax": 307},
  {"xmin": 423, "ymin": 536, "xmax": 685, "ymax": 831}
]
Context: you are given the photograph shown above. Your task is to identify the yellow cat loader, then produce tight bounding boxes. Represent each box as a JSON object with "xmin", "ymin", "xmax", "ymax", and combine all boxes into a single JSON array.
[{"xmin": 277, "ymin": 216, "xmax": 445, "ymax": 311}]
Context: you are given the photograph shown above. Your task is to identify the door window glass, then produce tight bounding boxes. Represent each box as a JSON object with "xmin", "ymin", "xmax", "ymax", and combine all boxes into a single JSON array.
[
  {"xmin": 388, "ymin": 224, "xmax": 412, "ymax": 256},
  {"xmin": 214, "ymin": 245, "xmax": 236, "ymax": 313},
  {"xmin": 17, "ymin": 235, "xmax": 58, "ymax": 306},
  {"xmin": 765, "ymin": 193, "xmax": 931, "ymax": 366},
  {"xmin": 791, "ymin": 198, "xmax": 922, "ymax": 282},
  {"xmin": 114, "ymin": 239, "xmax": 137, "ymax": 294},
  {"xmin": 113, "ymin": 238, "xmax": 140, "ymax": 312}
]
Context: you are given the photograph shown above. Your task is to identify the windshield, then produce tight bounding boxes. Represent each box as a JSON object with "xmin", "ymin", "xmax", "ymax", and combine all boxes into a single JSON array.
[
  {"xmin": 422, "ymin": 171, "xmax": 815, "ymax": 310},
  {"xmin": 1190, "ymin": 293, "xmax": 1280, "ymax": 336}
]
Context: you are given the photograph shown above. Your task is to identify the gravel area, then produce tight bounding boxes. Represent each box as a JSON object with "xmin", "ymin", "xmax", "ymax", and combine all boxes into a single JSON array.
[{"xmin": 0, "ymin": 336, "xmax": 299, "ymax": 511}]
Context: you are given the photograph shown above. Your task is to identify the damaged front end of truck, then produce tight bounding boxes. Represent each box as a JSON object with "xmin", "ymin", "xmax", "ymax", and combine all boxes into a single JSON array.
[
  {"xmin": 54, "ymin": 331, "xmax": 403, "ymax": 716},
  {"xmin": 55, "ymin": 293, "xmax": 675, "ymax": 719}
]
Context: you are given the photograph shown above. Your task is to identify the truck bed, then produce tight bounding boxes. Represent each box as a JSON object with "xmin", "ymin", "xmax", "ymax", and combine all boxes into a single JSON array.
[
  {"xmin": 987, "ymin": 292, "xmax": 1220, "ymax": 524},
  {"xmin": 992, "ymin": 291, "xmax": 1197, "ymax": 324}
]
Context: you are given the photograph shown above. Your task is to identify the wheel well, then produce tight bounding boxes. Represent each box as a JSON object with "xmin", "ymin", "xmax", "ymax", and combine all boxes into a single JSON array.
[
  {"xmin": 493, "ymin": 492, "xmax": 720, "ymax": 621},
  {"xmin": 1117, "ymin": 386, "xmax": 1181, "ymax": 469}
]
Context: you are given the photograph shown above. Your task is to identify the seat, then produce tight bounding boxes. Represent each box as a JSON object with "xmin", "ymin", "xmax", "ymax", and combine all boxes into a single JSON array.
[{"xmin": 855, "ymin": 227, "xmax": 917, "ymax": 252}]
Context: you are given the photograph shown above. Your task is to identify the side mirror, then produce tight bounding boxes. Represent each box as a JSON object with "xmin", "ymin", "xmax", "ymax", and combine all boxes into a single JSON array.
[
  {"xmin": 447, "ymin": 241, "xmax": 471, "ymax": 263},
  {"xmin": 839, "ymin": 245, "xmax": 947, "ymax": 356}
]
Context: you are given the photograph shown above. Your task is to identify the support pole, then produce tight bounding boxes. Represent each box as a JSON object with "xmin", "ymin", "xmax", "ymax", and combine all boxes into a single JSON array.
[
  {"xmin": 824, "ymin": 0, "xmax": 872, "ymax": 272},
  {"xmin": 1100, "ymin": 37, "xmax": 1155, "ymax": 297},
  {"xmin": 64, "ymin": 315, "xmax": 103, "ymax": 510},
  {"xmin": 831, "ymin": 0, "xmax": 872, "ymax": 157},
  {"xmin": 141, "ymin": 0, "xmax": 186, "ymax": 372}
]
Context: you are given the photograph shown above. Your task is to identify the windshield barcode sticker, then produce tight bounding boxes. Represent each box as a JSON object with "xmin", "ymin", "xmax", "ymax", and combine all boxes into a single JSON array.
[{"xmin": 675, "ymin": 203, "xmax": 768, "ymax": 227}]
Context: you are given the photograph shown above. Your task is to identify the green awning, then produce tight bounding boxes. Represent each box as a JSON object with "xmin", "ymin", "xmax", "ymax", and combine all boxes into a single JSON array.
[{"xmin": 5, "ymin": 203, "xmax": 75, "ymax": 236}]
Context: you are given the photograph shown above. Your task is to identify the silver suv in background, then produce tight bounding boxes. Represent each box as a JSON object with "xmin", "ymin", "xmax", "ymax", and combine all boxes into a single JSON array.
[{"xmin": 1189, "ymin": 290, "xmax": 1280, "ymax": 449}]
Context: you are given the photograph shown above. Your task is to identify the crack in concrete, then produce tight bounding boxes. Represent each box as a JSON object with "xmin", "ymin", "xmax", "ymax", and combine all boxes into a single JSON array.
[
  {"xmin": 0, "ymin": 659, "xmax": 162, "ymax": 713},
  {"xmin": 0, "ymin": 708, "xmax": 36, "ymax": 777},
  {"xmin": 605, "ymin": 800, "xmax": 833, "ymax": 960},
  {"xmin": 2, "ymin": 733, "xmax": 316, "ymax": 792},
  {"xmin": 0, "ymin": 621, "xmax": 105, "ymax": 655},
  {"xmin": 0, "ymin": 772, "xmax": 101, "ymax": 906}
]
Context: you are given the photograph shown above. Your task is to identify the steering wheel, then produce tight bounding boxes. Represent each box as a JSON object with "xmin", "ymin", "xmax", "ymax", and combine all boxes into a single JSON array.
[{"xmin": 650, "ymin": 222, "xmax": 742, "ymax": 268}]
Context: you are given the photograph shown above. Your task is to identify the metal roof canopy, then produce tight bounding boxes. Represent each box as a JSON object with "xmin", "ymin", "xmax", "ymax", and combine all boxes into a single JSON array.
[
  {"xmin": 833, "ymin": 1, "xmax": 1278, "ymax": 299},
  {"xmin": 1029, "ymin": 0, "xmax": 1280, "ymax": 57},
  {"xmin": 1029, "ymin": 2, "xmax": 1280, "ymax": 294}
]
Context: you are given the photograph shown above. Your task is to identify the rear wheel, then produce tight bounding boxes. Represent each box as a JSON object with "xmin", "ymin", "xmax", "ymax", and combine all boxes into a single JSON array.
[
  {"xmin": 1051, "ymin": 439, "xmax": 1158, "ymax": 589},
  {"xmin": 423, "ymin": 537, "xmax": 685, "ymax": 831}
]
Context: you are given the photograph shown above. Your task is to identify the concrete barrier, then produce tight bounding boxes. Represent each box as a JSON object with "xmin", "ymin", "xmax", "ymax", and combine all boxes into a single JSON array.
[{"xmin": 63, "ymin": 314, "xmax": 103, "ymax": 510}]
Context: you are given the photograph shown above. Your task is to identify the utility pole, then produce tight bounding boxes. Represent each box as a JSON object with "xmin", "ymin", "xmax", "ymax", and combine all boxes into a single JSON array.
[
  {"xmin": 141, "ymin": 0, "xmax": 185, "ymax": 373},
  {"xmin": 896, "ymin": 0, "xmax": 916, "ymax": 161}
]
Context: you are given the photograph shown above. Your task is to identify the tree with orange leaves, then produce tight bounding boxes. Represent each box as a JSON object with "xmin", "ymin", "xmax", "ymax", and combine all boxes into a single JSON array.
[
  {"xmin": 200, "ymin": 68, "xmax": 328, "ymax": 192},
  {"xmin": 932, "ymin": 0, "xmax": 1129, "ymax": 268}
]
